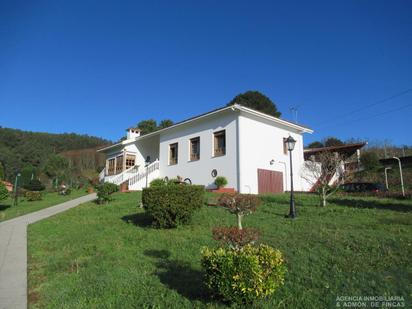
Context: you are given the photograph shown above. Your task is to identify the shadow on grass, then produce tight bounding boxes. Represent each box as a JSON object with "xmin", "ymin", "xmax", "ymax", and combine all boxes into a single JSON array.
[
  {"xmin": 0, "ymin": 204, "xmax": 11, "ymax": 211},
  {"xmin": 121, "ymin": 212, "xmax": 153, "ymax": 227},
  {"xmin": 144, "ymin": 249, "xmax": 215, "ymax": 304},
  {"xmin": 330, "ymin": 198, "xmax": 412, "ymax": 212}
]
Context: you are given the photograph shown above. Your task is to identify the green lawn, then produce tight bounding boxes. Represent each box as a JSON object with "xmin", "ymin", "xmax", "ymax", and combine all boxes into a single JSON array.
[
  {"xmin": 0, "ymin": 189, "xmax": 87, "ymax": 222},
  {"xmin": 28, "ymin": 192, "xmax": 412, "ymax": 308}
]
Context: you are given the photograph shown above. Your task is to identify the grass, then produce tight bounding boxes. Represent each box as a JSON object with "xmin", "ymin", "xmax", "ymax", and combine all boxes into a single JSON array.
[
  {"xmin": 28, "ymin": 192, "xmax": 412, "ymax": 308},
  {"xmin": 0, "ymin": 189, "xmax": 87, "ymax": 222}
]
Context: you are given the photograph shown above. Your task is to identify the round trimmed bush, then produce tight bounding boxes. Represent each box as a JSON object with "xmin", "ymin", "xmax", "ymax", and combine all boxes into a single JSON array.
[
  {"xmin": 201, "ymin": 244, "xmax": 286, "ymax": 304},
  {"xmin": 25, "ymin": 191, "xmax": 42, "ymax": 201},
  {"xmin": 142, "ymin": 185, "xmax": 204, "ymax": 228},
  {"xmin": 214, "ymin": 176, "xmax": 228, "ymax": 189},
  {"xmin": 96, "ymin": 183, "xmax": 119, "ymax": 204}
]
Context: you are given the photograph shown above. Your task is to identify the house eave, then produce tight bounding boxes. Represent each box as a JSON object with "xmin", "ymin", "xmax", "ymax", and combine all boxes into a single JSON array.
[{"xmin": 98, "ymin": 104, "xmax": 314, "ymax": 153}]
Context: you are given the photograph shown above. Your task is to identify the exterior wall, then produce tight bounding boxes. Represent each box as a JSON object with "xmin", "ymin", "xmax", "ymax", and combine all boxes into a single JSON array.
[
  {"xmin": 238, "ymin": 112, "xmax": 307, "ymax": 194},
  {"xmin": 134, "ymin": 136, "xmax": 160, "ymax": 168},
  {"xmin": 158, "ymin": 110, "xmax": 238, "ymax": 190}
]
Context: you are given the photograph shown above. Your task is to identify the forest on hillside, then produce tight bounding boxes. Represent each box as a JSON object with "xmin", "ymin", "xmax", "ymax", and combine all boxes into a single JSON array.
[{"xmin": 0, "ymin": 127, "xmax": 111, "ymax": 182}]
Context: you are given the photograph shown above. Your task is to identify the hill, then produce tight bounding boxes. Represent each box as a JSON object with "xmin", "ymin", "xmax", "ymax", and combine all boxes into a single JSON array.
[{"xmin": 0, "ymin": 127, "xmax": 111, "ymax": 181}]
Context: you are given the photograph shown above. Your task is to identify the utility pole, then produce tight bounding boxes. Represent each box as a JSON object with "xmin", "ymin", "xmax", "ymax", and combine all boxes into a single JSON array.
[{"xmin": 393, "ymin": 157, "xmax": 405, "ymax": 197}]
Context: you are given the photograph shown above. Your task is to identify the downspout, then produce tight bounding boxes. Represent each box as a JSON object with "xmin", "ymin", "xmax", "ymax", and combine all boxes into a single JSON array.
[{"xmin": 233, "ymin": 106, "xmax": 242, "ymax": 193}]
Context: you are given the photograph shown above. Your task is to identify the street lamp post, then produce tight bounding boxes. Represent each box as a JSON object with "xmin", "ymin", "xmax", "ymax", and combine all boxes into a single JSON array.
[
  {"xmin": 285, "ymin": 136, "xmax": 297, "ymax": 218},
  {"xmin": 384, "ymin": 167, "xmax": 392, "ymax": 190},
  {"xmin": 13, "ymin": 173, "xmax": 21, "ymax": 206},
  {"xmin": 393, "ymin": 157, "xmax": 405, "ymax": 197}
]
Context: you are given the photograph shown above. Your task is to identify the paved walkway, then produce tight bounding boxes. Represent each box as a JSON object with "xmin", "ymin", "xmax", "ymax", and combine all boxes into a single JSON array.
[{"xmin": 0, "ymin": 193, "xmax": 96, "ymax": 309}]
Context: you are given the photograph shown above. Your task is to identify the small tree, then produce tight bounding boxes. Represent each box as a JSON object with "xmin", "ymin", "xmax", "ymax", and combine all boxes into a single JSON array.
[
  {"xmin": 302, "ymin": 151, "xmax": 345, "ymax": 207},
  {"xmin": 218, "ymin": 193, "xmax": 260, "ymax": 230}
]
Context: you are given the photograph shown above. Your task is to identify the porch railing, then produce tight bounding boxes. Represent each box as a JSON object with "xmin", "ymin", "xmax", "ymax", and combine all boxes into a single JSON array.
[{"xmin": 128, "ymin": 160, "xmax": 160, "ymax": 187}]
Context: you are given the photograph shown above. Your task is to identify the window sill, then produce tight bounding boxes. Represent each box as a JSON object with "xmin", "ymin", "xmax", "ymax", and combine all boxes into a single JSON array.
[{"xmin": 212, "ymin": 154, "xmax": 226, "ymax": 158}]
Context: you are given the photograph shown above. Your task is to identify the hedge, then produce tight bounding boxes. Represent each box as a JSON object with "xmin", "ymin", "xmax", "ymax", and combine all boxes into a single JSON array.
[{"xmin": 142, "ymin": 185, "xmax": 204, "ymax": 228}]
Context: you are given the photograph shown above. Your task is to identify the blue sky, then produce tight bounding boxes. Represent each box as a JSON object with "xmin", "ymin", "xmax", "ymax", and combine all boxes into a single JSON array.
[{"xmin": 0, "ymin": 0, "xmax": 411, "ymax": 145}]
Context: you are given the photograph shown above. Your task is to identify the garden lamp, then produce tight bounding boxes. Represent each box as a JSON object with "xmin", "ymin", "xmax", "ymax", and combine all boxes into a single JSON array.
[{"xmin": 285, "ymin": 136, "xmax": 296, "ymax": 218}]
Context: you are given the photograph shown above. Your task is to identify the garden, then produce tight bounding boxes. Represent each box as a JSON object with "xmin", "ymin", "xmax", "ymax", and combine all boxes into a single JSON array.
[
  {"xmin": 0, "ymin": 180, "xmax": 87, "ymax": 222},
  {"xmin": 27, "ymin": 183, "xmax": 412, "ymax": 308}
]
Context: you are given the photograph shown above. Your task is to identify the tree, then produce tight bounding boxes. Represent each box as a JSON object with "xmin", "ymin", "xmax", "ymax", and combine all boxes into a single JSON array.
[
  {"xmin": 324, "ymin": 137, "xmax": 344, "ymax": 147},
  {"xmin": 158, "ymin": 119, "xmax": 174, "ymax": 129},
  {"xmin": 44, "ymin": 155, "xmax": 70, "ymax": 181},
  {"xmin": 20, "ymin": 165, "xmax": 37, "ymax": 187},
  {"xmin": 227, "ymin": 91, "xmax": 281, "ymax": 117},
  {"xmin": 307, "ymin": 141, "xmax": 324, "ymax": 149},
  {"xmin": 217, "ymin": 193, "xmax": 261, "ymax": 229},
  {"xmin": 360, "ymin": 151, "xmax": 381, "ymax": 171},
  {"xmin": 137, "ymin": 119, "xmax": 158, "ymax": 135},
  {"xmin": 302, "ymin": 151, "xmax": 345, "ymax": 207}
]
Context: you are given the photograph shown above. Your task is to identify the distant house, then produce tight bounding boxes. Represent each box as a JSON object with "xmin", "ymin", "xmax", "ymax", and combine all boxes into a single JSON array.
[
  {"xmin": 302, "ymin": 142, "xmax": 367, "ymax": 191},
  {"xmin": 98, "ymin": 104, "xmax": 313, "ymax": 194}
]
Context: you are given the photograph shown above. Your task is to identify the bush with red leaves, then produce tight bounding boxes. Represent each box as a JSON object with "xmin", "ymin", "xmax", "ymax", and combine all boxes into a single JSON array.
[
  {"xmin": 213, "ymin": 226, "xmax": 260, "ymax": 248},
  {"xmin": 217, "ymin": 193, "xmax": 261, "ymax": 229}
]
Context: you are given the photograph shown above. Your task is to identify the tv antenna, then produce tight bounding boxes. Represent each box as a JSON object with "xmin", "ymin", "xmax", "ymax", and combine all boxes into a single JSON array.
[{"xmin": 290, "ymin": 106, "xmax": 298, "ymax": 123}]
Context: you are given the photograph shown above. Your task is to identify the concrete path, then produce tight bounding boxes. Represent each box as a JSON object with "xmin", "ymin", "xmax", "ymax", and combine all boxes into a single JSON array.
[{"xmin": 0, "ymin": 193, "xmax": 96, "ymax": 309}]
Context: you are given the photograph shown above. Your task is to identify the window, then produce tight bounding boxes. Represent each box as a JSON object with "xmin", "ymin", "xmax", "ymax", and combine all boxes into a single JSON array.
[
  {"xmin": 125, "ymin": 154, "xmax": 136, "ymax": 169},
  {"xmin": 190, "ymin": 137, "xmax": 200, "ymax": 161},
  {"xmin": 283, "ymin": 138, "xmax": 288, "ymax": 155},
  {"xmin": 107, "ymin": 158, "xmax": 115, "ymax": 175},
  {"xmin": 214, "ymin": 130, "xmax": 226, "ymax": 156},
  {"xmin": 116, "ymin": 155, "xmax": 123, "ymax": 174},
  {"xmin": 169, "ymin": 143, "xmax": 178, "ymax": 165}
]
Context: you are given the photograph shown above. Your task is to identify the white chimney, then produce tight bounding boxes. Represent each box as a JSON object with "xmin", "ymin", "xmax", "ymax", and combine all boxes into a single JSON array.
[{"xmin": 126, "ymin": 128, "xmax": 141, "ymax": 140}]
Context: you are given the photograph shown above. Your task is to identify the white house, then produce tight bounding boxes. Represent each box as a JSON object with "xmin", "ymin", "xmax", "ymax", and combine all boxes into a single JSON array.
[{"xmin": 98, "ymin": 104, "xmax": 313, "ymax": 194}]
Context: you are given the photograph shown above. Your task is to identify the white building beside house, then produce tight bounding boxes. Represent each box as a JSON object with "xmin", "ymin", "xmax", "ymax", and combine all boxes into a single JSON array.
[{"xmin": 98, "ymin": 104, "xmax": 313, "ymax": 194}]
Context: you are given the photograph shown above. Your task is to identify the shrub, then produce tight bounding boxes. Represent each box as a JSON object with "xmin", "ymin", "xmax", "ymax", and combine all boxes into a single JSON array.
[
  {"xmin": 58, "ymin": 187, "xmax": 72, "ymax": 195},
  {"xmin": 149, "ymin": 178, "xmax": 167, "ymax": 187},
  {"xmin": 25, "ymin": 191, "xmax": 42, "ymax": 201},
  {"xmin": 24, "ymin": 179, "xmax": 45, "ymax": 191},
  {"xmin": 0, "ymin": 182, "xmax": 8, "ymax": 201},
  {"xmin": 96, "ymin": 183, "xmax": 119, "ymax": 204},
  {"xmin": 218, "ymin": 193, "xmax": 261, "ymax": 229},
  {"xmin": 142, "ymin": 185, "xmax": 204, "ymax": 228},
  {"xmin": 201, "ymin": 244, "xmax": 286, "ymax": 304},
  {"xmin": 213, "ymin": 226, "xmax": 259, "ymax": 248},
  {"xmin": 214, "ymin": 176, "xmax": 228, "ymax": 189}
]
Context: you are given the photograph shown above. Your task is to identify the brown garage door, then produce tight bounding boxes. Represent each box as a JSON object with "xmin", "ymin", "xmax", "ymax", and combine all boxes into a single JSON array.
[{"xmin": 257, "ymin": 169, "xmax": 284, "ymax": 194}]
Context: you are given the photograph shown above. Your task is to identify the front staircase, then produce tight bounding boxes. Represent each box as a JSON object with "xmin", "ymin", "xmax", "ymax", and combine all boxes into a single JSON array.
[{"xmin": 101, "ymin": 160, "xmax": 160, "ymax": 191}]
